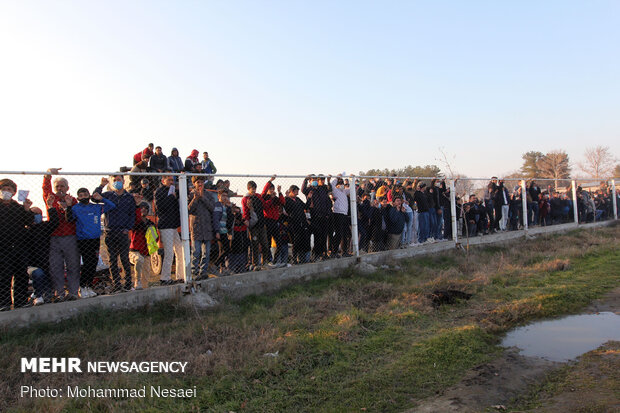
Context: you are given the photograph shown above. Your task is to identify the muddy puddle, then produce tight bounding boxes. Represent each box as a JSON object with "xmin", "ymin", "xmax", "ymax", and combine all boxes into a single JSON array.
[{"xmin": 502, "ymin": 311, "xmax": 620, "ymax": 362}]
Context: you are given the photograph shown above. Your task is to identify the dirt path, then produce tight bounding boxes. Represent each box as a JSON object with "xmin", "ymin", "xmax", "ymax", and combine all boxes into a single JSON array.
[{"xmin": 407, "ymin": 287, "xmax": 620, "ymax": 413}]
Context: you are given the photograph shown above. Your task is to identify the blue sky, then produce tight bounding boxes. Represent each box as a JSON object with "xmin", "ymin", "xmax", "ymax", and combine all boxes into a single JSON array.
[{"xmin": 1, "ymin": 0, "xmax": 618, "ymax": 178}]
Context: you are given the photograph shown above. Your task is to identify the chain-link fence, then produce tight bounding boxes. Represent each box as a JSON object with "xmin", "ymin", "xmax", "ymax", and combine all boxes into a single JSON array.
[{"xmin": 0, "ymin": 171, "xmax": 618, "ymax": 311}]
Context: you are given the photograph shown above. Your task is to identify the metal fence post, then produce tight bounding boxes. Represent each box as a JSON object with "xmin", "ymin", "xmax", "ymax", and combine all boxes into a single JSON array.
[
  {"xmin": 178, "ymin": 174, "xmax": 192, "ymax": 283},
  {"xmin": 521, "ymin": 180, "xmax": 528, "ymax": 234},
  {"xmin": 450, "ymin": 179, "xmax": 458, "ymax": 246},
  {"xmin": 612, "ymin": 179, "xmax": 618, "ymax": 220},
  {"xmin": 572, "ymin": 180, "xmax": 579, "ymax": 224},
  {"xmin": 349, "ymin": 176, "xmax": 360, "ymax": 257}
]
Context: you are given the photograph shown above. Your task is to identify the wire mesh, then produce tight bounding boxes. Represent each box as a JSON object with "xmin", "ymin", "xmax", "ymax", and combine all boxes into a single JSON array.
[{"xmin": 0, "ymin": 171, "xmax": 617, "ymax": 311}]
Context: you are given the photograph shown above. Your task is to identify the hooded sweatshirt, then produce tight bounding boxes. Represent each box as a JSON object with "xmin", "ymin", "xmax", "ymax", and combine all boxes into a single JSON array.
[
  {"xmin": 168, "ymin": 148, "xmax": 184, "ymax": 172},
  {"xmin": 184, "ymin": 149, "xmax": 199, "ymax": 171}
]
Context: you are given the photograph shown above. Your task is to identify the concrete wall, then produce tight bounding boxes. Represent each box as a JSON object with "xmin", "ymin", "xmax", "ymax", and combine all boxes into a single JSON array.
[{"xmin": 1, "ymin": 220, "xmax": 615, "ymax": 329}]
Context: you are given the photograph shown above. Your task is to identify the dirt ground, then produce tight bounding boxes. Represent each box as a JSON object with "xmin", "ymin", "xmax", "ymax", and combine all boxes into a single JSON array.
[{"xmin": 407, "ymin": 288, "xmax": 620, "ymax": 413}]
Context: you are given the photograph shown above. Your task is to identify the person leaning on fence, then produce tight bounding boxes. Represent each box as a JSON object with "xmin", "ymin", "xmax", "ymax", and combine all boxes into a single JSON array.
[
  {"xmin": 229, "ymin": 204, "xmax": 249, "ymax": 273},
  {"xmin": 129, "ymin": 202, "xmax": 158, "ymax": 289},
  {"xmin": 188, "ymin": 176, "xmax": 215, "ymax": 280},
  {"xmin": 284, "ymin": 185, "xmax": 311, "ymax": 264},
  {"xmin": 330, "ymin": 176, "xmax": 351, "ymax": 258},
  {"xmin": 357, "ymin": 192, "xmax": 372, "ymax": 252},
  {"xmin": 262, "ymin": 176, "xmax": 286, "ymax": 266},
  {"xmin": 383, "ymin": 196, "xmax": 409, "ymax": 250},
  {"xmin": 403, "ymin": 180, "xmax": 419, "ymax": 246},
  {"xmin": 42, "ymin": 168, "xmax": 81, "ymax": 301},
  {"xmin": 25, "ymin": 194, "xmax": 59, "ymax": 306},
  {"xmin": 155, "ymin": 175, "xmax": 185, "ymax": 284},
  {"xmin": 426, "ymin": 180, "xmax": 439, "ymax": 242},
  {"xmin": 67, "ymin": 188, "xmax": 116, "ymax": 298},
  {"xmin": 368, "ymin": 197, "xmax": 386, "ymax": 252},
  {"xmin": 0, "ymin": 178, "xmax": 35, "ymax": 310},
  {"xmin": 413, "ymin": 182, "xmax": 431, "ymax": 244},
  {"xmin": 242, "ymin": 180, "xmax": 272, "ymax": 270},
  {"xmin": 212, "ymin": 189, "xmax": 234, "ymax": 275},
  {"xmin": 95, "ymin": 175, "xmax": 143, "ymax": 292},
  {"xmin": 130, "ymin": 177, "xmax": 154, "ymax": 206},
  {"xmin": 301, "ymin": 175, "xmax": 332, "ymax": 261}
]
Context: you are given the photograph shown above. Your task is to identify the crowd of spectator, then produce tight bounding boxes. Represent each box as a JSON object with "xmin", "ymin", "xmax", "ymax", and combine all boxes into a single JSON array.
[{"xmin": 0, "ymin": 144, "xmax": 618, "ymax": 311}]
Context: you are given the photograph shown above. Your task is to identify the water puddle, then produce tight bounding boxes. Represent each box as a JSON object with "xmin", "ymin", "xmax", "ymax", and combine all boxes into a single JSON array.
[{"xmin": 502, "ymin": 312, "xmax": 620, "ymax": 362}]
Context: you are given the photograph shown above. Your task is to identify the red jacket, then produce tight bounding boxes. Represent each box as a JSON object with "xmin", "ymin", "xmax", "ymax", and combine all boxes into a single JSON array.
[
  {"xmin": 242, "ymin": 192, "xmax": 265, "ymax": 223},
  {"xmin": 133, "ymin": 147, "xmax": 153, "ymax": 164},
  {"xmin": 261, "ymin": 182, "xmax": 284, "ymax": 220},
  {"xmin": 42, "ymin": 175, "xmax": 77, "ymax": 237},
  {"xmin": 130, "ymin": 208, "xmax": 150, "ymax": 256}
]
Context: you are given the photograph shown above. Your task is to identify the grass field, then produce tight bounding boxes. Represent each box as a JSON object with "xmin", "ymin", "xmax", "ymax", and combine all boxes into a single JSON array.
[{"xmin": 2, "ymin": 223, "xmax": 619, "ymax": 412}]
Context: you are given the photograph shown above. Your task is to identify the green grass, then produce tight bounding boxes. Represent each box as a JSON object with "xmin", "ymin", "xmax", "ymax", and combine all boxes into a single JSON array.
[{"xmin": 2, "ymin": 224, "xmax": 620, "ymax": 412}]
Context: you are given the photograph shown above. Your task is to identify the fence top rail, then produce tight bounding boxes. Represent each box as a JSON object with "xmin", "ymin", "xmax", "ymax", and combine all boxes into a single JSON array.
[{"xmin": 0, "ymin": 171, "xmax": 613, "ymax": 183}]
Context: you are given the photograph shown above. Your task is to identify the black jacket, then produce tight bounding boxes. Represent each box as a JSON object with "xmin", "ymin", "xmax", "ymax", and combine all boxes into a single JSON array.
[
  {"xmin": 26, "ymin": 208, "xmax": 60, "ymax": 271},
  {"xmin": 155, "ymin": 185, "xmax": 181, "ymax": 229}
]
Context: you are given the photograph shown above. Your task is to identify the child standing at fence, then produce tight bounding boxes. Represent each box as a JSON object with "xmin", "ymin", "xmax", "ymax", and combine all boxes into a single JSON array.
[
  {"xmin": 67, "ymin": 188, "xmax": 116, "ymax": 298},
  {"xmin": 129, "ymin": 202, "xmax": 158, "ymax": 289},
  {"xmin": 229, "ymin": 205, "xmax": 248, "ymax": 273}
]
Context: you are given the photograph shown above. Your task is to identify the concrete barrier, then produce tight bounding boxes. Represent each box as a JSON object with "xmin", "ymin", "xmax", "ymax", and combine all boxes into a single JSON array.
[{"xmin": 1, "ymin": 220, "xmax": 615, "ymax": 329}]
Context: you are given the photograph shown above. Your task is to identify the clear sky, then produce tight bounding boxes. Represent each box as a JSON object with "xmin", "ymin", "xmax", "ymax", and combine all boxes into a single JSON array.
[{"xmin": 1, "ymin": 0, "xmax": 618, "ymax": 178}]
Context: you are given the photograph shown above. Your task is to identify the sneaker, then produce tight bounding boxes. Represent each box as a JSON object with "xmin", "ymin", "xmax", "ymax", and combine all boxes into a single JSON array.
[
  {"xmin": 427, "ymin": 237, "xmax": 435, "ymax": 243},
  {"xmin": 34, "ymin": 296, "xmax": 45, "ymax": 306},
  {"xmin": 84, "ymin": 286, "xmax": 98, "ymax": 298}
]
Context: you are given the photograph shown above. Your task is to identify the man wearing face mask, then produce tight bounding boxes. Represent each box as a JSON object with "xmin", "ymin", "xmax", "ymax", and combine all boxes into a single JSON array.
[
  {"xmin": 66, "ymin": 188, "xmax": 116, "ymax": 298},
  {"xmin": 95, "ymin": 175, "xmax": 143, "ymax": 292},
  {"xmin": 0, "ymin": 178, "xmax": 35, "ymax": 310},
  {"xmin": 42, "ymin": 168, "xmax": 81, "ymax": 301},
  {"xmin": 25, "ymin": 194, "xmax": 60, "ymax": 306}
]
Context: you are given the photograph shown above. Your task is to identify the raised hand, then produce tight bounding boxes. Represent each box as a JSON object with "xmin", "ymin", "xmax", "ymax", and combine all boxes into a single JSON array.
[
  {"xmin": 92, "ymin": 192, "xmax": 103, "ymax": 201},
  {"xmin": 47, "ymin": 168, "xmax": 62, "ymax": 175},
  {"xmin": 64, "ymin": 194, "xmax": 73, "ymax": 205},
  {"xmin": 101, "ymin": 177, "xmax": 109, "ymax": 187},
  {"xmin": 23, "ymin": 198, "xmax": 33, "ymax": 210},
  {"xmin": 45, "ymin": 194, "xmax": 56, "ymax": 208}
]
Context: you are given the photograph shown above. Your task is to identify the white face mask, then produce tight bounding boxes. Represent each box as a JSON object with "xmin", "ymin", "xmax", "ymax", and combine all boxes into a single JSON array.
[{"xmin": 1, "ymin": 190, "xmax": 13, "ymax": 200}]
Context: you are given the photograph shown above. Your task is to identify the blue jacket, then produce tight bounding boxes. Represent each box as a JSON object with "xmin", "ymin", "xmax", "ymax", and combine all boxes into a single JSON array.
[
  {"xmin": 69, "ymin": 199, "xmax": 116, "ymax": 240},
  {"xmin": 383, "ymin": 205, "xmax": 409, "ymax": 235},
  {"xmin": 95, "ymin": 186, "xmax": 137, "ymax": 231}
]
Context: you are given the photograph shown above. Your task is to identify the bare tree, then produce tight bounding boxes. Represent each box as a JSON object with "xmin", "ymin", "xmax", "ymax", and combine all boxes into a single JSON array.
[
  {"xmin": 537, "ymin": 150, "xmax": 571, "ymax": 189},
  {"xmin": 436, "ymin": 147, "xmax": 479, "ymax": 197},
  {"xmin": 578, "ymin": 146, "xmax": 617, "ymax": 179}
]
